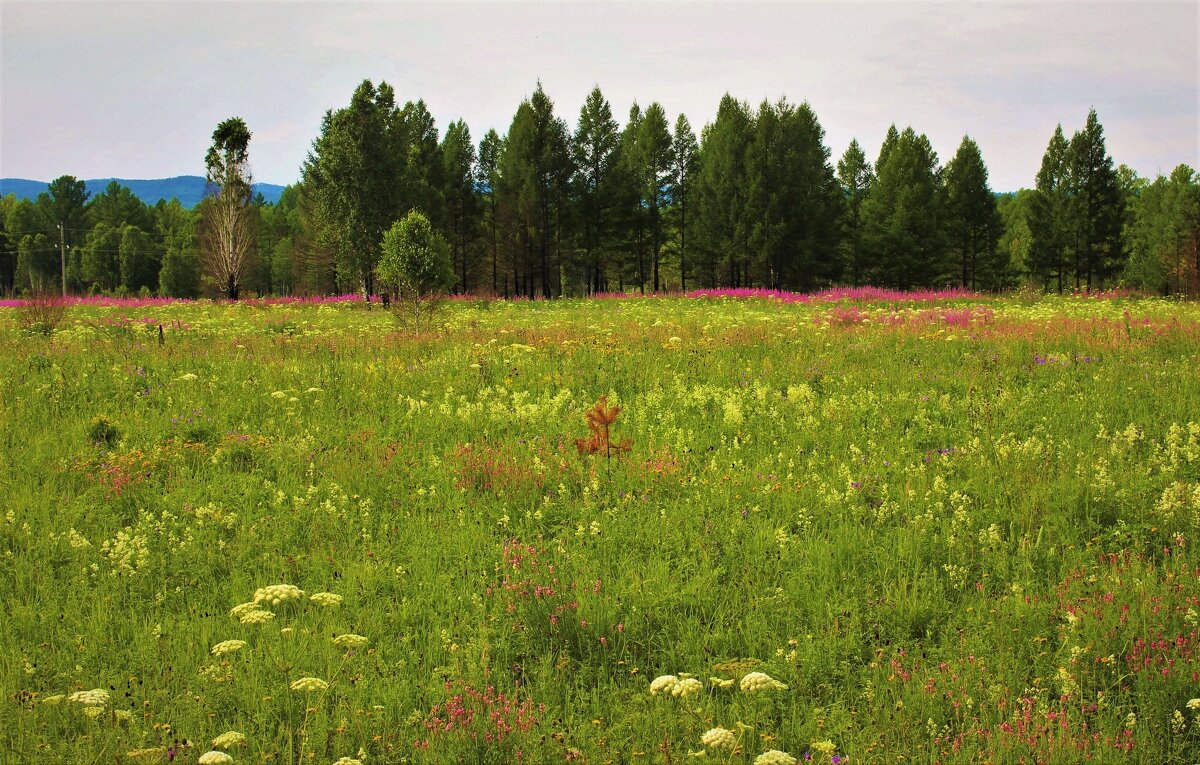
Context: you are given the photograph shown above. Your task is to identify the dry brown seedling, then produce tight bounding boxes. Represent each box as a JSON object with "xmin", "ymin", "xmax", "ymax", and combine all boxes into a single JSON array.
[{"xmin": 575, "ymin": 396, "xmax": 632, "ymax": 462}]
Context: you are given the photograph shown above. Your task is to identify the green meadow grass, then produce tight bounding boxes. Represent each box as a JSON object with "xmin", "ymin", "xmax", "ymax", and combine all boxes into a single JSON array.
[{"xmin": 2, "ymin": 294, "xmax": 1199, "ymax": 764}]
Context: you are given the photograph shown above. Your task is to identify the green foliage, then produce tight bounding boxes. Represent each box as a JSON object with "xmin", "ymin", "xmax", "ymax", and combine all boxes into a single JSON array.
[
  {"xmin": 696, "ymin": 94, "xmax": 753, "ymax": 287},
  {"xmin": 944, "ymin": 136, "xmax": 1002, "ymax": 289},
  {"xmin": 376, "ymin": 210, "xmax": 453, "ymax": 296},
  {"xmin": 3, "ymin": 294, "xmax": 1200, "ymax": 763},
  {"xmin": 860, "ymin": 125, "xmax": 948, "ymax": 288},
  {"xmin": 837, "ymin": 138, "xmax": 874, "ymax": 286},
  {"xmin": 1124, "ymin": 164, "xmax": 1200, "ymax": 295}
]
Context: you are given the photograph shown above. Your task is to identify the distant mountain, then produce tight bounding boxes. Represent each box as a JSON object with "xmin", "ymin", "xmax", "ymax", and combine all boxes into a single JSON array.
[{"xmin": 0, "ymin": 176, "xmax": 286, "ymax": 208}]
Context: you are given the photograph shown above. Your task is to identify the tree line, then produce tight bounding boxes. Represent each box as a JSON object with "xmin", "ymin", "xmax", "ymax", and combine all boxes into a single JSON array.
[{"xmin": 2, "ymin": 81, "xmax": 1196, "ymax": 298}]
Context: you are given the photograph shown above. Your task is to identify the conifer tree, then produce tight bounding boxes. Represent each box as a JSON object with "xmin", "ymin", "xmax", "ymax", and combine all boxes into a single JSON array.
[{"xmin": 944, "ymin": 135, "xmax": 1001, "ymax": 289}]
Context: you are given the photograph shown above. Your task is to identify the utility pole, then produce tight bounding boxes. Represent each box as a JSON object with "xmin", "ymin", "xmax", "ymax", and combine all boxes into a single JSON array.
[{"xmin": 58, "ymin": 222, "xmax": 67, "ymax": 296}]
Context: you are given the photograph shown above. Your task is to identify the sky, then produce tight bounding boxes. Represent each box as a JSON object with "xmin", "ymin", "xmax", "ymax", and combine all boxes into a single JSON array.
[{"xmin": 1, "ymin": 1, "xmax": 1196, "ymax": 192}]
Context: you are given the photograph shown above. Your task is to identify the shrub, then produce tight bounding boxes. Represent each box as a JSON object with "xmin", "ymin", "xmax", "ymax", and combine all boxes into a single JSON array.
[
  {"xmin": 15, "ymin": 291, "xmax": 70, "ymax": 335},
  {"xmin": 376, "ymin": 211, "xmax": 454, "ymax": 335}
]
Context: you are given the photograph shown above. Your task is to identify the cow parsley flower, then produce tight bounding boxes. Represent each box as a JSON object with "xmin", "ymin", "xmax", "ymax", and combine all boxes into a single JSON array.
[
  {"xmin": 671, "ymin": 677, "xmax": 703, "ymax": 698},
  {"xmin": 229, "ymin": 602, "xmax": 261, "ymax": 619},
  {"xmin": 212, "ymin": 731, "xmax": 247, "ymax": 749},
  {"xmin": 290, "ymin": 676, "xmax": 329, "ymax": 693},
  {"xmin": 238, "ymin": 609, "xmax": 275, "ymax": 625},
  {"xmin": 754, "ymin": 750, "xmax": 797, "ymax": 765},
  {"xmin": 332, "ymin": 634, "xmax": 368, "ymax": 649},
  {"xmin": 41, "ymin": 694, "xmax": 65, "ymax": 705},
  {"xmin": 332, "ymin": 758, "xmax": 364, "ymax": 765},
  {"xmin": 198, "ymin": 752, "xmax": 234, "ymax": 765},
  {"xmin": 1188, "ymin": 698, "xmax": 1200, "ymax": 711},
  {"xmin": 83, "ymin": 705, "xmax": 104, "ymax": 719},
  {"xmin": 700, "ymin": 727, "xmax": 736, "ymax": 751},
  {"xmin": 211, "ymin": 640, "xmax": 248, "ymax": 656},
  {"xmin": 69, "ymin": 688, "xmax": 110, "ymax": 707},
  {"xmin": 253, "ymin": 583, "xmax": 305, "ymax": 606},
  {"xmin": 740, "ymin": 671, "xmax": 788, "ymax": 693},
  {"xmin": 709, "ymin": 676, "xmax": 734, "ymax": 689},
  {"xmin": 309, "ymin": 592, "xmax": 343, "ymax": 607},
  {"xmin": 649, "ymin": 675, "xmax": 678, "ymax": 695}
]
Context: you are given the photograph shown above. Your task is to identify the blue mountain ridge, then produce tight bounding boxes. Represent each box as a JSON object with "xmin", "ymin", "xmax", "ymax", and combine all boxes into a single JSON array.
[{"xmin": 0, "ymin": 176, "xmax": 286, "ymax": 208}]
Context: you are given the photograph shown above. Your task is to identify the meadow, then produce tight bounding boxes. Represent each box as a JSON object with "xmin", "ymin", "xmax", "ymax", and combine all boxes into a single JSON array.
[{"xmin": 1, "ymin": 290, "xmax": 1199, "ymax": 765}]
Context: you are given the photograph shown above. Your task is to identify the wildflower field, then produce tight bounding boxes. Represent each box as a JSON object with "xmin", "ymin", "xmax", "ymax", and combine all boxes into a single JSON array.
[{"xmin": 2, "ymin": 290, "xmax": 1200, "ymax": 765}]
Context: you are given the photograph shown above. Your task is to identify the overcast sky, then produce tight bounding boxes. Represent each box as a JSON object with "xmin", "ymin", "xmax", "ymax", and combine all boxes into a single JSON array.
[{"xmin": 1, "ymin": 1, "xmax": 1196, "ymax": 191}]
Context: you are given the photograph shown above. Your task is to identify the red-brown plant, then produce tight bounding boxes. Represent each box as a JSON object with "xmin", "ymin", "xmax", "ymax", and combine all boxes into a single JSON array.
[{"xmin": 575, "ymin": 396, "xmax": 631, "ymax": 461}]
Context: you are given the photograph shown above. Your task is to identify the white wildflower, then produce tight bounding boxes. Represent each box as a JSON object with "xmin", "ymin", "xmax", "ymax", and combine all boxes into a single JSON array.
[
  {"xmin": 332, "ymin": 634, "xmax": 369, "ymax": 650},
  {"xmin": 68, "ymin": 688, "xmax": 110, "ymax": 707},
  {"xmin": 700, "ymin": 727, "xmax": 736, "ymax": 751},
  {"xmin": 754, "ymin": 750, "xmax": 797, "ymax": 765},
  {"xmin": 739, "ymin": 671, "xmax": 788, "ymax": 692},
  {"xmin": 212, "ymin": 731, "xmax": 247, "ymax": 749},
  {"xmin": 309, "ymin": 592, "xmax": 343, "ymax": 607},
  {"xmin": 253, "ymin": 583, "xmax": 305, "ymax": 606},
  {"xmin": 210, "ymin": 640, "xmax": 248, "ymax": 656},
  {"xmin": 290, "ymin": 676, "xmax": 329, "ymax": 693},
  {"xmin": 671, "ymin": 677, "xmax": 703, "ymax": 698},
  {"xmin": 198, "ymin": 752, "xmax": 234, "ymax": 765},
  {"xmin": 649, "ymin": 674, "xmax": 678, "ymax": 695},
  {"xmin": 238, "ymin": 608, "xmax": 275, "ymax": 625}
]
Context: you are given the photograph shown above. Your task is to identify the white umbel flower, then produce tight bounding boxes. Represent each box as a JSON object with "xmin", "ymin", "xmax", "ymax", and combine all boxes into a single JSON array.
[
  {"xmin": 700, "ymin": 727, "xmax": 736, "ymax": 751},
  {"xmin": 739, "ymin": 671, "xmax": 788, "ymax": 693},
  {"xmin": 68, "ymin": 689, "xmax": 110, "ymax": 707},
  {"xmin": 212, "ymin": 731, "xmax": 247, "ymax": 749},
  {"xmin": 210, "ymin": 640, "xmax": 248, "ymax": 656},
  {"xmin": 310, "ymin": 592, "xmax": 343, "ymax": 607},
  {"xmin": 332, "ymin": 634, "xmax": 369, "ymax": 649},
  {"xmin": 238, "ymin": 609, "xmax": 275, "ymax": 625},
  {"xmin": 198, "ymin": 752, "xmax": 234, "ymax": 765},
  {"xmin": 671, "ymin": 677, "xmax": 703, "ymax": 698},
  {"xmin": 754, "ymin": 751, "xmax": 797, "ymax": 765},
  {"xmin": 253, "ymin": 583, "xmax": 305, "ymax": 606},
  {"xmin": 332, "ymin": 758, "xmax": 364, "ymax": 765},
  {"xmin": 649, "ymin": 674, "xmax": 678, "ymax": 695},
  {"xmin": 290, "ymin": 676, "xmax": 329, "ymax": 693}
]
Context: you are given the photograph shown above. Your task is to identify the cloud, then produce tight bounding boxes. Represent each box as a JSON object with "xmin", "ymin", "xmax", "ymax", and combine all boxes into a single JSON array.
[{"xmin": 1, "ymin": 1, "xmax": 1195, "ymax": 191}]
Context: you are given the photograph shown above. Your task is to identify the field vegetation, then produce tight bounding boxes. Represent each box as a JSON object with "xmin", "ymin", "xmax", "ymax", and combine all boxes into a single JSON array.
[{"xmin": 2, "ymin": 290, "xmax": 1200, "ymax": 764}]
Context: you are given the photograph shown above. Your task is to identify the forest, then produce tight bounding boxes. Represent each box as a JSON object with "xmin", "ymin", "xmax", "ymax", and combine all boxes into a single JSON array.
[{"xmin": 2, "ymin": 80, "xmax": 1197, "ymax": 299}]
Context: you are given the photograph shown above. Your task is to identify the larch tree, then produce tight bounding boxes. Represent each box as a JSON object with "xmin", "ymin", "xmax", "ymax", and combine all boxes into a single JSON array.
[
  {"xmin": 860, "ymin": 126, "xmax": 947, "ymax": 288},
  {"xmin": 695, "ymin": 94, "xmax": 753, "ymax": 287},
  {"xmin": 441, "ymin": 119, "xmax": 480, "ymax": 293},
  {"xmin": 944, "ymin": 135, "xmax": 1001, "ymax": 289},
  {"xmin": 668, "ymin": 114, "xmax": 699, "ymax": 292},
  {"xmin": 571, "ymin": 86, "xmax": 621, "ymax": 294},
  {"xmin": 637, "ymin": 102, "xmax": 674, "ymax": 292},
  {"xmin": 200, "ymin": 117, "xmax": 255, "ymax": 299},
  {"xmin": 478, "ymin": 129, "xmax": 504, "ymax": 294},
  {"xmin": 1029, "ymin": 125, "xmax": 1072, "ymax": 292},
  {"xmin": 1067, "ymin": 109, "xmax": 1125, "ymax": 290},
  {"xmin": 837, "ymin": 139, "xmax": 874, "ymax": 286}
]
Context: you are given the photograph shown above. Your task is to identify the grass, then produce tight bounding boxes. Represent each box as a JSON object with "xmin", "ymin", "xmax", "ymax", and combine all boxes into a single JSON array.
[{"xmin": 1, "ymin": 291, "xmax": 1199, "ymax": 764}]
